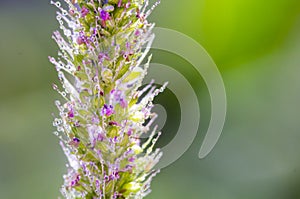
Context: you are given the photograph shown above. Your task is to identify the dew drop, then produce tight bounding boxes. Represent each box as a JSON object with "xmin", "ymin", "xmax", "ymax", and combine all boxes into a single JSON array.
[
  {"xmin": 85, "ymin": 68, "xmax": 91, "ymax": 75},
  {"xmin": 64, "ymin": 29, "xmax": 71, "ymax": 37},
  {"xmin": 55, "ymin": 100, "xmax": 61, "ymax": 106},
  {"xmin": 58, "ymin": 71, "xmax": 64, "ymax": 80},
  {"xmin": 49, "ymin": 56, "xmax": 55, "ymax": 63},
  {"xmin": 64, "ymin": 65, "xmax": 70, "ymax": 70},
  {"xmin": 55, "ymin": 1, "xmax": 61, "ymax": 7},
  {"xmin": 59, "ymin": 61, "xmax": 64, "ymax": 67},
  {"xmin": 53, "ymin": 131, "xmax": 59, "ymax": 136},
  {"xmin": 93, "ymin": 76, "xmax": 99, "ymax": 82},
  {"xmin": 52, "ymin": 83, "xmax": 58, "ymax": 90},
  {"xmin": 62, "ymin": 10, "xmax": 68, "ymax": 16},
  {"xmin": 69, "ymin": 22, "xmax": 75, "ymax": 28}
]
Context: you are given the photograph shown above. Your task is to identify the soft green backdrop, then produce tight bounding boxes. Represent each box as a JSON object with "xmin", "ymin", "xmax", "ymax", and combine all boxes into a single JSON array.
[{"xmin": 1, "ymin": 0, "xmax": 300, "ymax": 198}]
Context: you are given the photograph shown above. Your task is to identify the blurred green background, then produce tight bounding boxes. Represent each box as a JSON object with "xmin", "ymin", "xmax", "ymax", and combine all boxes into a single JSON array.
[{"xmin": 1, "ymin": 0, "xmax": 300, "ymax": 198}]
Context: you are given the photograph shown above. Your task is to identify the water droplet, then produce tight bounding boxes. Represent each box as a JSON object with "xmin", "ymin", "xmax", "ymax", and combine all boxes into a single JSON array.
[
  {"xmin": 93, "ymin": 76, "xmax": 99, "ymax": 82},
  {"xmin": 53, "ymin": 131, "xmax": 59, "ymax": 136},
  {"xmin": 69, "ymin": 21, "xmax": 75, "ymax": 28},
  {"xmin": 55, "ymin": 100, "xmax": 61, "ymax": 106},
  {"xmin": 85, "ymin": 68, "xmax": 91, "ymax": 75},
  {"xmin": 59, "ymin": 111, "xmax": 66, "ymax": 117},
  {"xmin": 52, "ymin": 83, "xmax": 58, "ymax": 90},
  {"xmin": 65, "ymin": 64, "xmax": 71, "ymax": 69},
  {"xmin": 55, "ymin": 1, "xmax": 61, "ymax": 7},
  {"xmin": 49, "ymin": 56, "xmax": 55, "ymax": 63},
  {"xmin": 64, "ymin": 29, "xmax": 71, "ymax": 37},
  {"xmin": 94, "ymin": 85, "xmax": 100, "ymax": 92},
  {"xmin": 58, "ymin": 71, "xmax": 64, "ymax": 80}
]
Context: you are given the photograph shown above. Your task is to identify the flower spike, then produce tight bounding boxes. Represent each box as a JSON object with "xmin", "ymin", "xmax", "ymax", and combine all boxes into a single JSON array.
[{"xmin": 49, "ymin": 0, "xmax": 166, "ymax": 198}]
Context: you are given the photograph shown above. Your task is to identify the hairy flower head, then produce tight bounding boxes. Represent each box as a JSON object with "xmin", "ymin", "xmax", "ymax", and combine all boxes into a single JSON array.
[{"xmin": 49, "ymin": 0, "xmax": 165, "ymax": 198}]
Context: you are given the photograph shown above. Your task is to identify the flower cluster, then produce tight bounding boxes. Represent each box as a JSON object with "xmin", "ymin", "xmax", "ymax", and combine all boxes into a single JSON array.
[{"xmin": 49, "ymin": 0, "xmax": 165, "ymax": 198}]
